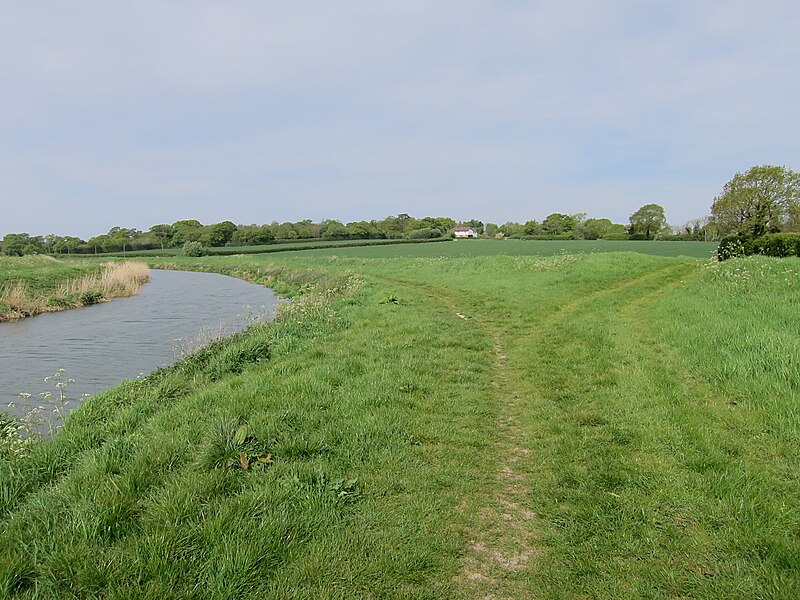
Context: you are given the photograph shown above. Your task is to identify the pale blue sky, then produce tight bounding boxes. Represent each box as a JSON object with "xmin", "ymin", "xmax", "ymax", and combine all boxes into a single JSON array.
[{"xmin": 1, "ymin": 1, "xmax": 798, "ymax": 239}]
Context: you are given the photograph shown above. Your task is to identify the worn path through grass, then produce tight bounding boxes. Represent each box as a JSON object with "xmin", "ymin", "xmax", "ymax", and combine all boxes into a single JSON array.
[{"xmin": 2, "ymin": 251, "xmax": 798, "ymax": 598}]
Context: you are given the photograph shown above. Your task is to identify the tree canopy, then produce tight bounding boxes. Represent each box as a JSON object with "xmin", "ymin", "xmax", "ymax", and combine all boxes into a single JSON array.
[
  {"xmin": 629, "ymin": 204, "xmax": 667, "ymax": 240},
  {"xmin": 710, "ymin": 165, "xmax": 800, "ymax": 237}
]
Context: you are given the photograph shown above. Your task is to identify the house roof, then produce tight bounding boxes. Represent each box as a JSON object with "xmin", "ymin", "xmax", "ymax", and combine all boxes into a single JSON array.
[{"xmin": 454, "ymin": 226, "xmax": 476, "ymax": 231}]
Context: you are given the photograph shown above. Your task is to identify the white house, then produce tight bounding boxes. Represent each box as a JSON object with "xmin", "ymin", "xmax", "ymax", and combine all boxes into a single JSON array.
[{"xmin": 454, "ymin": 226, "xmax": 478, "ymax": 238}]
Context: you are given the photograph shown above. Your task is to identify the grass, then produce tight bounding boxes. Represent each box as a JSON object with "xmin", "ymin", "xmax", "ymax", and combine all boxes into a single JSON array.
[
  {"xmin": 280, "ymin": 238, "xmax": 719, "ymax": 259},
  {"xmin": 0, "ymin": 257, "xmax": 150, "ymax": 321},
  {"xmin": 88, "ymin": 236, "xmax": 453, "ymax": 258},
  {"xmin": 1, "ymin": 245, "xmax": 797, "ymax": 598}
]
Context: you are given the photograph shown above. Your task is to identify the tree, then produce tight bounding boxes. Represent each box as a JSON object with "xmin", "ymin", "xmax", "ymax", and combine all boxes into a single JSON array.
[
  {"xmin": 205, "ymin": 221, "xmax": 238, "ymax": 246},
  {"xmin": 172, "ymin": 220, "xmax": 203, "ymax": 245},
  {"xmin": 3, "ymin": 233, "xmax": 39, "ymax": 256},
  {"xmin": 460, "ymin": 219, "xmax": 484, "ymax": 235},
  {"xmin": 232, "ymin": 225, "xmax": 275, "ymax": 246},
  {"xmin": 582, "ymin": 218, "xmax": 615, "ymax": 240},
  {"xmin": 522, "ymin": 220, "xmax": 541, "ymax": 236},
  {"xmin": 149, "ymin": 224, "xmax": 174, "ymax": 249},
  {"xmin": 106, "ymin": 227, "xmax": 140, "ymax": 253},
  {"xmin": 710, "ymin": 165, "xmax": 800, "ymax": 237},
  {"xmin": 629, "ymin": 204, "xmax": 667, "ymax": 240},
  {"xmin": 542, "ymin": 213, "xmax": 577, "ymax": 236}
]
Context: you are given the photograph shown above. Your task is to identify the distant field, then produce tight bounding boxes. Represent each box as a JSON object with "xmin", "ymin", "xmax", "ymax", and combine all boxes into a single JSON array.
[
  {"xmin": 86, "ymin": 237, "xmax": 451, "ymax": 258},
  {"xmin": 289, "ymin": 238, "xmax": 719, "ymax": 259}
]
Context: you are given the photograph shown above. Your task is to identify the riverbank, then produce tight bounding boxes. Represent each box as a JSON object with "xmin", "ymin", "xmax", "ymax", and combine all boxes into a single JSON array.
[
  {"xmin": 1, "ymin": 251, "xmax": 798, "ymax": 597},
  {"xmin": 0, "ymin": 257, "xmax": 150, "ymax": 322}
]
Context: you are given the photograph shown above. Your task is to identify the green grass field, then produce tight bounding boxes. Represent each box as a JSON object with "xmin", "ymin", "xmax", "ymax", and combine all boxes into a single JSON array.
[
  {"xmin": 0, "ymin": 255, "xmax": 99, "ymax": 290},
  {"xmin": 87, "ymin": 236, "xmax": 452, "ymax": 258},
  {"xmin": 1, "ymin": 244, "xmax": 797, "ymax": 598},
  {"xmin": 287, "ymin": 239, "xmax": 719, "ymax": 259}
]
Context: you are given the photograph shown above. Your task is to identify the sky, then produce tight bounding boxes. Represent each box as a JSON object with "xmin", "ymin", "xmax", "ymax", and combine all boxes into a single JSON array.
[{"xmin": 1, "ymin": 1, "xmax": 799, "ymax": 239}]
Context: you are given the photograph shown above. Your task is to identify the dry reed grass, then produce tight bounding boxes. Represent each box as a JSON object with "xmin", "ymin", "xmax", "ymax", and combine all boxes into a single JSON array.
[
  {"xmin": 0, "ymin": 261, "xmax": 150, "ymax": 321},
  {"xmin": 55, "ymin": 261, "xmax": 150, "ymax": 298}
]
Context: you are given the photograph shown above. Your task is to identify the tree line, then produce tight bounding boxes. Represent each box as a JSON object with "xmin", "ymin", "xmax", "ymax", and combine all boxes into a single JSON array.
[{"xmin": 3, "ymin": 165, "xmax": 798, "ymax": 256}]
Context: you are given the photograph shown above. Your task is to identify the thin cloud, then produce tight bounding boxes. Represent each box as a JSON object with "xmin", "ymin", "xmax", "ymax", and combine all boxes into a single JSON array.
[{"xmin": 1, "ymin": 1, "xmax": 798, "ymax": 237}]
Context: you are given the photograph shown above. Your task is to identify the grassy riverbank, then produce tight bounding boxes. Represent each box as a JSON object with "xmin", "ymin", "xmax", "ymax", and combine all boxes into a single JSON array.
[
  {"xmin": 1, "ymin": 248, "xmax": 797, "ymax": 598},
  {"xmin": 0, "ymin": 257, "xmax": 149, "ymax": 321}
]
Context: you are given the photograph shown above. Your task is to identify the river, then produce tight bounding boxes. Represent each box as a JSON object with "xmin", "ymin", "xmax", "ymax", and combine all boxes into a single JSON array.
[{"xmin": 0, "ymin": 269, "xmax": 281, "ymax": 419}]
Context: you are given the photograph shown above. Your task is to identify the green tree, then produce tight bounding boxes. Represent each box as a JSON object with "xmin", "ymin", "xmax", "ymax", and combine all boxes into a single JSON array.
[
  {"xmin": 232, "ymin": 225, "xmax": 275, "ymax": 246},
  {"xmin": 172, "ymin": 220, "xmax": 203, "ymax": 245},
  {"xmin": 205, "ymin": 221, "xmax": 238, "ymax": 246},
  {"xmin": 542, "ymin": 213, "xmax": 578, "ymax": 236},
  {"xmin": 320, "ymin": 220, "xmax": 348, "ymax": 239},
  {"xmin": 629, "ymin": 204, "xmax": 667, "ymax": 240},
  {"xmin": 2, "ymin": 233, "xmax": 39, "ymax": 256},
  {"xmin": 149, "ymin": 224, "xmax": 175, "ymax": 249},
  {"xmin": 582, "ymin": 218, "xmax": 614, "ymax": 240},
  {"xmin": 710, "ymin": 165, "xmax": 800, "ymax": 237},
  {"xmin": 522, "ymin": 220, "xmax": 541, "ymax": 236},
  {"xmin": 499, "ymin": 222, "xmax": 524, "ymax": 237},
  {"xmin": 460, "ymin": 219, "xmax": 484, "ymax": 235},
  {"xmin": 53, "ymin": 236, "xmax": 84, "ymax": 254},
  {"xmin": 106, "ymin": 227, "xmax": 140, "ymax": 253}
]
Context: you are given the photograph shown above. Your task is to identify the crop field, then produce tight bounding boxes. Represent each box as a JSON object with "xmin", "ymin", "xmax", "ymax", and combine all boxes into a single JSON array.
[
  {"xmin": 88, "ymin": 236, "xmax": 452, "ymax": 258},
  {"xmin": 287, "ymin": 239, "xmax": 719, "ymax": 259},
  {"xmin": 1, "ymin": 246, "xmax": 797, "ymax": 598}
]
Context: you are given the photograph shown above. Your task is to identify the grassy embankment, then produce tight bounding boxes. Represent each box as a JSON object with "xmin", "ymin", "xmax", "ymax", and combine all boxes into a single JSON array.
[
  {"xmin": 0, "ymin": 256, "xmax": 150, "ymax": 322},
  {"xmin": 1, "ymin": 242, "xmax": 797, "ymax": 598}
]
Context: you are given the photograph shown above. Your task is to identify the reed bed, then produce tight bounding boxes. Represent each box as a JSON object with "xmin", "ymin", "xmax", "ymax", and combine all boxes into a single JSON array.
[{"xmin": 0, "ymin": 261, "xmax": 150, "ymax": 321}]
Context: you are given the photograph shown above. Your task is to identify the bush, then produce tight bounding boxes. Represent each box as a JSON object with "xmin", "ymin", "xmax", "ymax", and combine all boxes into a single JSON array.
[
  {"xmin": 718, "ymin": 232, "xmax": 800, "ymax": 260},
  {"xmin": 717, "ymin": 235, "xmax": 747, "ymax": 261},
  {"xmin": 600, "ymin": 232, "xmax": 631, "ymax": 241},
  {"xmin": 407, "ymin": 228, "xmax": 443, "ymax": 240},
  {"xmin": 182, "ymin": 241, "xmax": 205, "ymax": 257},
  {"xmin": 754, "ymin": 233, "xmax": 800, "ymax": 257}
]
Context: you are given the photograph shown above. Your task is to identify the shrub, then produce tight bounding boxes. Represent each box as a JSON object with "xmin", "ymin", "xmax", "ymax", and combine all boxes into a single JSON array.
[
  {"xmin": 717, "ymin": 235, "xmax": 747, "ymax": 261},
  {"xmin": 407, "ymin": 228, "xmax": 443, "ymax": 240},
  {"xmin": 718, "ymin": 232, "xmax": 800, "ymax": 260},
  {"xmin": 755, "ymin": 233, "xmax": 800, "ymax": 257},
  {"xmin": 182, "ymin": 241, "xmax": 205, "ymax": 257},
  {"xmin": 600, "ymin": 232, "xmax": 631, "ymax": 241}
]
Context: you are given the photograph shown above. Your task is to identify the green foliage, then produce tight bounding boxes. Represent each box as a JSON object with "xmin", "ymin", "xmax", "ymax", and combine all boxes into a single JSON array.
[
  {"xmin": 407, "ymin": 227, "xmax": 442, "ymax": 239},
  {"xmin": 711, "ymin": 165, "xmax": 800, "ymax": 237},
  {"xmin": 182, "ymin": 241, "xmax": 205, "ymax": 257},
  {"xmin": 717, "ymin": 235, "xmax": 746, "ymax": 260},
  {"xmin": 628, "ymin": 203, "xmax": 668, "ymax": 239},
  {"xmin": 2, "ymin": 233, "xmax": 43, "ymax": 256},
  {"xmin": 599, "ymin": 231, "xmax": 631, "ymax": 241},
  {"xmin": 541, "ymin": 213, "xmax": 577, "ymax": 236},
  {"xmin": 750, "ymin": 232, "xmax": 800, "ymax": 257}
]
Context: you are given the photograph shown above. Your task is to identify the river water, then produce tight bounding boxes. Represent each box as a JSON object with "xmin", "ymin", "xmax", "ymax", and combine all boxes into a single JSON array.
[{"xmin": 0, "ymin": 269, "xmax": 281, "ymax": 419}]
